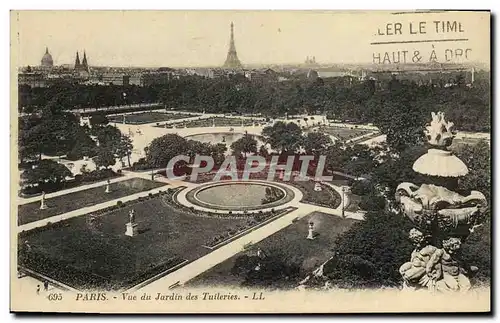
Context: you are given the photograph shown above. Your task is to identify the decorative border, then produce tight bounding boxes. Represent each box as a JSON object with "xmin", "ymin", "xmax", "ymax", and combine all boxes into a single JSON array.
[{"xmin": 185, "ymin": 180, "xmax": 296, "ymax": 212}]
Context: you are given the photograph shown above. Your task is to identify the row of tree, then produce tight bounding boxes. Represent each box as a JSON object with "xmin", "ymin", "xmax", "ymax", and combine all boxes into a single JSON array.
[
  {"xmin": 19, "ymin": 73, "xmax": 490, "ymax": 132},
  {"xmin": 19, "ymin": 83, "xmax": 162, "ymax": 113}
]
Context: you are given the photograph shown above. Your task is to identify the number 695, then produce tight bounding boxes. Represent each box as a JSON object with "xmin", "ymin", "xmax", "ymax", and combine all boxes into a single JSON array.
[{"xmin": 47, "ymin": 293, "xmax": 63, "ymax": 301}]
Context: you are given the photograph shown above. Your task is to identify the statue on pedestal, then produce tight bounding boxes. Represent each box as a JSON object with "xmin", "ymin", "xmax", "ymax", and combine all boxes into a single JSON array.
[
  {"xmin": 125, "ymin": 209, "xmax": 138, "ymax": 237},
  {"xmin": 307, "ymin": 221, "xmax": 316, "ymax": 240},
  {"xmin": 39, "ymin": 191, "xmax": 47, "ymax": 210},
  {"xmin": 105, "ymin": 179, "xmax": 111, "ymax": 193}
]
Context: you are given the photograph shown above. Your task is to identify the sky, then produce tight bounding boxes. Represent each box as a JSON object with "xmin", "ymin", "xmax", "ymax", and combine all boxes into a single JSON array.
[{"xmin": 11, "ymin": 10, "xmax": 490, "ymax": 68}]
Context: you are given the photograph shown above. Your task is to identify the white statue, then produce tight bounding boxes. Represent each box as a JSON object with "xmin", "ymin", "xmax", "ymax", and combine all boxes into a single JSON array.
[
  {"xmin": 307, "ymin": 221, "xmax": 316, "ymax": 240},
  {"xmin": 39, "ymin": 191, "xmax": 48, "ymax": 210},
  {"xmin": 129, "ymin": 209, "xmax": 136, "ymax": 224}
]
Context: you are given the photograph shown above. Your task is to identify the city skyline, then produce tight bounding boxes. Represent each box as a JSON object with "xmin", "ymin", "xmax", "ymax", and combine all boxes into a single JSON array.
[{"xmin": 12, "ymin": 11, "xmax": 490, "ymax": 68}]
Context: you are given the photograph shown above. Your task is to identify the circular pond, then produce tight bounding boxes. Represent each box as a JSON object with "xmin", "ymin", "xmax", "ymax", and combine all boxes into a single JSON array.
[{"xmin": 185, "ymin": 181, "xmax": 295, "ymax": 211}]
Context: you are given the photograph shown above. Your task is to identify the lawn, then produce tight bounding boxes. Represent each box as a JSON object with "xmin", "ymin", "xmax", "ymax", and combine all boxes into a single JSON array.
[
  {"xmin": 319, "ymin": 126, "xmax": 373, "ymax": 141},
  {"xmin": 18, "ymin": 195, "xmax": 250, "ymax": 291},
  {"xmin": 348, "ymin": 131, "xmax": 382, "ymax": 144},
  {"xmin": 108, "ymin": 112, "xmax": 194, "ymax": 125},
  {"xmin": 451, "ymin": 137, "xmax": 490, "ymax": 150},
  {"xmin": 186, "ymin": 211, "xmax": 358, "ymax": 288},
  {"xmin": 180, "ymin": 117, "xmax": 259, "ymax": 128},
  {"xmin": 289, "ymin": 180, "xmax": 341, "ymax": 209},
  {"xmin": 18, "ymin": 178, "xmax": 165, "ymax": 225}
]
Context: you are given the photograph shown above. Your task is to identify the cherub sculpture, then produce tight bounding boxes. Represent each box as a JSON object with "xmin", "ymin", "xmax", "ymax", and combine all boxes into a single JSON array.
[
  {"xmin": 399, "ymin": 228, "xmax": 440, "ymax": 289},
  {"xmin": 429, "ymin": 237, "xmax": 474, "ymax": 292}
]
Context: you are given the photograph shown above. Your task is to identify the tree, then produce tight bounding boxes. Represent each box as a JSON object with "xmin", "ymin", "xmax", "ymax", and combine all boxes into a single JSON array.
[
  {"xmin": 359, "ymin": 193, "xmax": 386, "ymax": 212},
  {"xmin": 146, "ymin": 134, "xmax": 189, "ymax": 167},
  {"xmin": 65, "ymin": 127, "xmax": 99, "ymax": 160},
  {"xmin": 262, "ymin": 121, "xmax": 303, "ymax": 154},
  {"xmin": 232, "ymin": 249, "xmax": 301, "ymax": 289},
  {"xmin": 373, "ymin": 81, "xmax": 427, "ymax": 152},
  {"xmin": 372, "ymin": 145, "xmax": 428, "ymax": 196},
  {"xmin": 460, "ymin": 220, "xmax": 491, "ymax": 285},
  {"xmin": 18, "ymin": 115, "xmax": 48, "ymax": 162},
  {"xmin": 19, "ymin": 104, "xmax": 95, "ymax": 162},
  {"xmin": 302, "ymin": 132, "xmax": 332, "ymax": 157},
  {"xmin": 116, "ymin": 135, "xmax": 134, "ymax": 167},
  {"xmin": 258, "ymin": 145, "xmax": 269, "ymax": 158},
  {"xmin": 94, "ymin": 149, "xmax": 116, "ymax": 169},
  {"xmin": 95, "ymin": 125, "xmax": 122, "ymax": 150},
  {"xmin": 210, "ymin": 143, "xmax": 228, "ymax": 166},
  {"xmin": 89, "ymin": 112, "xmax": 109, "ymax": 128},
  {"xmin": 343, "ymin": 144, "xmax": 378, "ymax": 177},
  {"xmin": 323, "ymin": 211, "xmax": 414, "ymax": 288},
  {"xmin": 21, "ymin": 159, "xmax": 72, "ymax": 186},
  {"xmin": 455, "ymin": 140, "xmax": 491, "ymax": 201},
  {"xmin": 230, "ymin": 134, "xmax": 258, "ymax": 157},
  {"xmin": 324, "ymin": 142, "xmax": 351, "ymax": 172}
]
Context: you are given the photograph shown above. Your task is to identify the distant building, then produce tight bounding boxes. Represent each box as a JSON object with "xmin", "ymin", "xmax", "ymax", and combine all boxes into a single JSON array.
[
  {"xmin": 74, "ymin": 51, "xmax": 90, "ymax": 76},
  {"xmin": 304, "ymin": 56, "xmax": 319, "ymax": 67},
  {"xmin": 40, "ymin": 47, "xmax": 54, "ymax": 68},
  {"xmin": 18, "ymin": 72, "xmax": 48, "ymax": 88},
  {"xmin": 140, "ymin": 71, "xmax": 174, "ymax": 86},
  {"xmin": 99, "ymin": 73, "xmax": 130, "ymax": 86},
  {"xmin": 187, "ymin": 68, "xmax": 215, "ymax": 78},
  {"xmin": 245, "ymin": 68, "xmax": 279, "ymax": 83},
  {"xmin": 223, "ymin": 22, "xmax": 243, "ymax": 69}
]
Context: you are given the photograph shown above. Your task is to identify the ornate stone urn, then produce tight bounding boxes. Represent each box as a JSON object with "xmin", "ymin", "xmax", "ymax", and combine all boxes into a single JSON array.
[{"xmin": 396, "ymin": 112, "xmax": 487, "ymax": 292}]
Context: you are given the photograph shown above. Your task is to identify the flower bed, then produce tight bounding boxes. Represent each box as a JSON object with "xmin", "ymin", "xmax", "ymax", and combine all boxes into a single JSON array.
[
  {"xmin": 108, "ymin": 112, "xmax": 194, "ymax": 125},
  {"xmin": 174, "ymin": 117, "xmax": 261, "ymax": 128}
]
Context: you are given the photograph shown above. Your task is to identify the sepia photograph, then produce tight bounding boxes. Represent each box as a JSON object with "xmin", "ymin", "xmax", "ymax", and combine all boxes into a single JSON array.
[{"xmin": 9, "ymin": 9, "xmax": 491, "ymax": 314}]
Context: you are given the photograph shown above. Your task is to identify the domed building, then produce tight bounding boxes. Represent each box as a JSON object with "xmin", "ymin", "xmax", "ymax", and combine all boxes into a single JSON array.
[{"xmin": 40, "ymin": 47, "xmax": 54, "ymax": 67}]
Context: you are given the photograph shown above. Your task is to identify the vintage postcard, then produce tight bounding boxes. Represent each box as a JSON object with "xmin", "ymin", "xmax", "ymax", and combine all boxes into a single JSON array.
[{"xmin": 10, "ymin": 10, "xmax": 491, "ymax": 313}]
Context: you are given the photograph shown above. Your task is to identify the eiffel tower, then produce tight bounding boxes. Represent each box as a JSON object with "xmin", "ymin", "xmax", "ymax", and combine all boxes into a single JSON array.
[{"xmin": 223, "ymin": 22, "xmax": 242, "ymax": 69}]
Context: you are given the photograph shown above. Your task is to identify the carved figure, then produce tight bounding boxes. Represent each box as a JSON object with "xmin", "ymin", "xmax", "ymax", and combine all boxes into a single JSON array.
[{"xmin": 129, "ymin": 209, "xmax": 136, "ymax": 223}]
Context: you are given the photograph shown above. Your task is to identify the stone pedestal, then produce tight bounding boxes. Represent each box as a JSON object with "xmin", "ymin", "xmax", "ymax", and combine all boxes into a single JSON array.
[
  {"xmin": 125, "ymin": 222, "xmax": 138, "ymax": 237},
  {"xmin": 39, "ymin": 199, "xmax": 47, "ymax": 210},
  {"xmin": 105, "ymin": 184, "xmax": 111, "ymax": 193}
]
